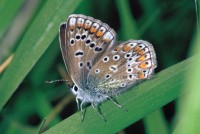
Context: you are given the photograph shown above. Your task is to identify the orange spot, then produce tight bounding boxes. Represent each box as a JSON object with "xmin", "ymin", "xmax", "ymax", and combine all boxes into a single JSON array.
[
  {"xmin": 114, "ymin": 46, "xmax": 121, "ymax": 51},
  {"xmin": 84, "ymin": 23, "xmax": 90, "ymax": 30},
  {"xmin": 138, "ymin": 71, "xmax": 145, "ymax": 79},
  {"xmin": 77, "ymin": 22, "xmax": 83, "ymax": 28},
  {"xmin": 122, "ymin": 45, "xmax": 131, "ymax": 52},
  {"xmin": 102, "ymin": 38, "xmax": 111, "ymax": 43},
  {"xmin": 133, "ymin": 46, "xmax": 141, "ymax": 51},
  {"xmin": 90, "ymin": 27, "xmax": 97, "ymax": 33},
  {"xmin": 96, "ymin": 31, "xmax": 104, "ymax": 37},
  {"xmin": 138, "ymin": 62, "xmax": 148, "ymax": 69},
  {"xmin": 137, "ymin": 55, "xmax": 146, "ymax": 61},
  {"xmin": 69, "ymin": 25, "xmax": 75, "ymax": 31},
  {"xmin": 138, "ymin": 50, "xmax": 145, "ymax": 55}
]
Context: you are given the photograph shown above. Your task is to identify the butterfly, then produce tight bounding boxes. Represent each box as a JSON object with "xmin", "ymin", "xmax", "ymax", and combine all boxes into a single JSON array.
[{"xmin": 59, "ymin": 14, "xmax": 157, "ymax": 121}]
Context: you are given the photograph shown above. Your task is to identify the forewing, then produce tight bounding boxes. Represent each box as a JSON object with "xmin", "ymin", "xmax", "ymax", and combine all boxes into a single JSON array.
[{"xmin": 59, "ymin": 14, "xmax": 116, "ymax": 88}]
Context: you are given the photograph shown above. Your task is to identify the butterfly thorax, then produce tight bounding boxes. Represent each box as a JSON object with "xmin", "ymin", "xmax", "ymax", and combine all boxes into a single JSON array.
[{"xmin": 71, "ymin": 84, "xmax": 108, "ymax": 105}]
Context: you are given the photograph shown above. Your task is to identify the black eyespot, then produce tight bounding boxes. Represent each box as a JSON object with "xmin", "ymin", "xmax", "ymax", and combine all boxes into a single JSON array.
[
  {"xmin": 98, "ymin": 48, "xmax": 102, "ymax": 51},
  {"xmin": 70, "ymin": 39, "xmax": 74, "ymax": 44},
  {"xmin": 110, "ymin": 66, "xmax": 117, "ymax": 71},
  {"xmin": 81, "ymin": 35, "xmax": 86, "ymax": 40},
  {"xmin": 126, "ymin": 54, "xmax": 130, "ymax": 57},
  {"xmin": 128, "ymin": 75, "xmax": 133, "ymax": 79},
  {"xmin": 105, "ymin": 74, "xmax": 110, "ymax": 78},
  {"xmin": 86, "ymin": 62, "xmax": 92, "ymax": 70},
  {"xmin": 111, "ymin": 79, "xmax": 115, "ymax": 81},
  {"xmin": 86, "ymin": 39, "xmax": 91, "ymax": 44},
  {"xmin": 87, "ymin": 62, "xmax": 90, "ymax": 66},
  {"xmin": 128, "ymin": 68, "xmax": 132, "ymax": 72},
  {"xmin": 75, "ymin": 51, "xmax": 84, "ymax": 56},
  {"xmin": 138, "ymin": 44, "xmax": 143, "ymax": 48},
  {"xmin": 94, "ymin": 47, "xmax": 102, "ymax": 52},
  {"xmin": 79, "ymin": 62, "xmax": 83, "ymax": 67},
  {"xmin": 75, "ymin": 35, "xmax": 80, "ymax": 39},
  {"xmin": 95, "ymin": 69, "xmax": 100, "ymax": 73},
  {"xmin": 90, "ymin": 43, "xmax": 95, "ymax": 48},
  {"xmin": 113, "ymin": 55, "xmax": 120, "ymax": 60},
  {"xmin": 95, "ymin": 47, "xmax": 99, "ymax": 51},
  {"xmin": 121, "ymin": 83, "xmax": 126, "ymax": 87}
]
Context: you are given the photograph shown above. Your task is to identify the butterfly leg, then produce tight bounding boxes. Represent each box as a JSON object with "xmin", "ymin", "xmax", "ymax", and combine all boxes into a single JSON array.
[
  {"xmin": 107, "ymin": 96, "xmax": 128, "ymax": 112},
  {"xmin": 76, "ymin": 97, "xmax": 86, "ymax": 121},
  {"xmin": 91, "ymin": 103, "xmax": 106, "ymax": 122},
  {"xmin": 76, "ymin": 97, "xmax": 80, "ymax": 111},
  {"xmin": 80, "ymin": 101, "xmax": 86, "ymax": 122}
]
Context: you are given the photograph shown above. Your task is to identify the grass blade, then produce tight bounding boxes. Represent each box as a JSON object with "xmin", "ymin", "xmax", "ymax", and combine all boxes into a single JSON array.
[
  {"xmin": 173, "ymin": 0, "xmax": 200, "ymax": 133},
  {"xmin": 0, "ymin": 0, "xmax": 82, "ymax": 110},
  {"xmin": 43, "ymin": 57, "xmax": 193, "ymax": 134}
]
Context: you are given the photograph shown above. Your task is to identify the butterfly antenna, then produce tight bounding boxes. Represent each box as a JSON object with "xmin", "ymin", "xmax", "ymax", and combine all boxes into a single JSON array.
[
  {"xmin": 45, "ymin": 79, "xmax": 69, "ymax": 84},
  {"xmin": 108, "ymin": 96, "xmax": 128, "ymax": 112},
  {"xmin": 91, "ymin": 103, "xmax": 106, "ymax": 122}
]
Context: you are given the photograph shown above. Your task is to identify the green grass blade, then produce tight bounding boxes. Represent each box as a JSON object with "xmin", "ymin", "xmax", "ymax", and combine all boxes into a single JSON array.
[
  {"xmin": 0, "ymin": 0, "xmax": 25, "ymax": 39},
  {"xmin": 43, "ymin": 57, "xmax": 193, "ymax": 134},
  {"xmin": 173, "ymin": 0, "xmax": 200, "ymax": 133},
  {"xmin": 115, "ymin": 0, "xmax": 139, "ymax": 39},
  {"xmin": 0, "ymin": 0, "xmax": 83, "ymax": 110},
  {"xmin": 144, "ymin": 109, "xmax": 169, "ymax": 134}
]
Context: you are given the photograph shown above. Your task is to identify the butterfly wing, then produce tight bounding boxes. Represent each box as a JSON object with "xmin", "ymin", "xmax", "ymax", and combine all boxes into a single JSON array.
[
  {"xmin": 59, "ymin": 14, "xmax": 116, "ymax": 89},
  {"xmin": 87, "ymin": 40, "xmax": 157, "ymax": 95}
]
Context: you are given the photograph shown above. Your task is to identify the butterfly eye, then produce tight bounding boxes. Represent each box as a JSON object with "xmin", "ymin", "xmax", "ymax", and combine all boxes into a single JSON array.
[{"xmin": 71, "ymin": 85, "xmax": 79, "ymax": 95}]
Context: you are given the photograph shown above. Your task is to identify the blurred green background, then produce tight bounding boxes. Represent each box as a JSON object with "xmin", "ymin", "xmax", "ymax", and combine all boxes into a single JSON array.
[{"xmin": 0, "ymin": 0, "xmax": 199, "ymax": 134}]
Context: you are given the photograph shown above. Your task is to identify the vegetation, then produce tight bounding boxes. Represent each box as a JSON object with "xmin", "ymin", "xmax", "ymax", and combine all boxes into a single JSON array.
[{"xmin": 0, "ymin": 0, "xmax": 199, "ymax": 133}]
